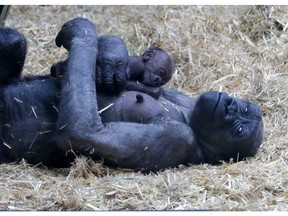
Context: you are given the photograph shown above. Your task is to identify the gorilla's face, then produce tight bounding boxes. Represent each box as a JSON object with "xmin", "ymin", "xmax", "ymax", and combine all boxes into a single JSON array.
[
  {"xmin": 141, "ymin": 47, "xmax": 173, "ymax": 87},
  {"xmin": 191, "ymin": 91, "xmax": 264, "ymax": 164}
]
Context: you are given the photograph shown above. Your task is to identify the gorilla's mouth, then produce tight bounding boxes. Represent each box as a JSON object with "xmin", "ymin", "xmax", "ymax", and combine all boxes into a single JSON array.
[
  {"xmin": 211, "ymin": 92, "xmax": 222, "ymax": 120},
  {"xmin": 140, "ymin": 73, "xmax": 154, "ymax": 87}
]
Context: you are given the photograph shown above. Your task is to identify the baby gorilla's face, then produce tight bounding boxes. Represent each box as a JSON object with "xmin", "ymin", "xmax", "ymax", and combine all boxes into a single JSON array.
[
  {"xmin": 191, "ymin": 91, "xmax": 264, "ymax": 164},
  {"xmin": 140, "ymin": 47, "xmax": 173, "ymax": 87}
]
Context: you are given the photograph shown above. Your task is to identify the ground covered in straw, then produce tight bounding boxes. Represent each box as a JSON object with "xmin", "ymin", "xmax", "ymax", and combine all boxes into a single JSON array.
[{"xmin": 1, "ymin": 5, "xmax": 288, "ymax": 210}]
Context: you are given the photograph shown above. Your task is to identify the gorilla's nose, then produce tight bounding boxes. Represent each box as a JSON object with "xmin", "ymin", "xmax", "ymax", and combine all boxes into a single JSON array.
[
  {"xmin": 153, "ymin": 76, "xmax": 161, "ymax": 86},
  {"xmin": 226, "ymin": 98, "xmax": 238, "ymax": 114}
]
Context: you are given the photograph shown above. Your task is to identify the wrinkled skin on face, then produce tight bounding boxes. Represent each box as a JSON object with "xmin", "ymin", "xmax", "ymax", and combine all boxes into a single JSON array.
[{"xmin": 190, "ymin": 91, "xmax": 264, "ymax": 164}]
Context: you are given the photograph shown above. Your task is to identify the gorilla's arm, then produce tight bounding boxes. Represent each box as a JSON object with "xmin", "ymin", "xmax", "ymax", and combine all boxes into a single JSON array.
[
  {"xmin": 50, "ymin": 35, "xmax": 162, "ymax": 99},
  {"xmin": 56, "ymin": 18, "xmax": 199, "ymax": 172}
]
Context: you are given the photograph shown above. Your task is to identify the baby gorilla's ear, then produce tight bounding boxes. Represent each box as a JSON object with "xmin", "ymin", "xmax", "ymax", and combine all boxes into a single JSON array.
[{"xmin": 143, "ymin": 47, "xmax": 156, "ymax": 61}]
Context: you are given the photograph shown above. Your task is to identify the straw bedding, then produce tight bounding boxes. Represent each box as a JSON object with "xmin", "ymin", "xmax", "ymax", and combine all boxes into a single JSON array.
[{"xmin": 1, "ymin": 5, "xmax": 288, "ymax": 210}]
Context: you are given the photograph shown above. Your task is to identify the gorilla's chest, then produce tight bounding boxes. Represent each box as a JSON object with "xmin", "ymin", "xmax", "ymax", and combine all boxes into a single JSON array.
[{"xmin": 98, "ymin": 91, "xmax": 187, "ymax": 124}]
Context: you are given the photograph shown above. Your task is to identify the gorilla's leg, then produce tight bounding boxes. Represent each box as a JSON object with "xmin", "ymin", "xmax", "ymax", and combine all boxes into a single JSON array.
[
  {"xmin": 0, "ymin": 26, "xmax": 26, "ymax": 162},
  {"xmin": 0, "ymin": 26, "xmax": 27, "ymax": 84},
  {"xmin": 56, "ymin": 18, "xmax": 197, "ymax": 173}
]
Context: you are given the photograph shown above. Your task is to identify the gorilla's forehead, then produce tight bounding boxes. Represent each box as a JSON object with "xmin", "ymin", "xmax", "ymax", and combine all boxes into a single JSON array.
[{"xmin": 234, "ymin": 97, "xmax": 258, "ymax": 106}]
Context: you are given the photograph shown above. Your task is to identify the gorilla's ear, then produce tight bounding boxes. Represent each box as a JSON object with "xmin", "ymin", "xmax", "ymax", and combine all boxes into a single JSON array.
[{"xmin": 143, "ymin": 47, "xmax": 156, "ymax": 61}]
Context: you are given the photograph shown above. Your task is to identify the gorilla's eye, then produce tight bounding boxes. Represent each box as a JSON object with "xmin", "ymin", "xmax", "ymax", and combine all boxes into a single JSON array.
[
  {"xmin": 244, "ymin": 106, "xmax": 248, "ymax": 113},
  {"xmin": 158, "ymin": 69, "xmax": 166, "ymax": 78},
  {"xmin": 234, "ymin": 123, "xmax": 244, "ymax": 134},
  {"xmin": 241, "ymin": 105, "xmax": 249, "ymax": 116},
  {"xmin": 238, "ymin": 126, "xmax": 243, "ymax": 133},
  {"xmin": 232, "ymin": 123, "xmax": 245, "ymax": 137}
]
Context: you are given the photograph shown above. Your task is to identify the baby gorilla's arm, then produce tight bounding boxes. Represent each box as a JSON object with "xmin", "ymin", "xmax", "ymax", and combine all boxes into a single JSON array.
[{"xmin": 125, "ymin": 81, "xmax": 162, "ymax": 99}]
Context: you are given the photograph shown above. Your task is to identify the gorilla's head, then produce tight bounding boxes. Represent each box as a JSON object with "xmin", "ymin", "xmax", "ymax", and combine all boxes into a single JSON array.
[
  {"xmin": 190, "ymin": 91, "xmax": 264, "ymax": 164},
  {"xmin": 140, "ymin": 47, "xmax": 174, "ymax": 87}
]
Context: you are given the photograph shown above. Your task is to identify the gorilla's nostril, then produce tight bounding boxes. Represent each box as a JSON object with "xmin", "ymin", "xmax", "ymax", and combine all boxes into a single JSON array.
[
  {"xmin": 226, "ymin": 98, "xmax": 237, "ymax": 114},
  {"xmin": 154, "ymin": 76, "xmax": 161, "ymax": 85}
]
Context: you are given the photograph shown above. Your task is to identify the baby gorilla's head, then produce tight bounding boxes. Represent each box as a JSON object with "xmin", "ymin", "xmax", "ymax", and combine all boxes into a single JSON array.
[{"xmin": 140, "ymin": 47, "xmax": 174, "ymax": 87}]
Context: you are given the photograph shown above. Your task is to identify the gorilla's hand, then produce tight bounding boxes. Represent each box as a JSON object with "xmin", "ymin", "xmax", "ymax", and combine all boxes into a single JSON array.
[
  {"xmin": 50, "ymin": 60, "xmax": 67, "ymax": 79},
  {"xmin": 96, "ymin": 35, "xmax": 128, "ymax": 93},
  {"xmin": 96, "ymin": 56, "xmax": 127, "ymax": 93},
  {"xmin": 55, "ymin": 17, "xmax": 97, "ymax": 51}
]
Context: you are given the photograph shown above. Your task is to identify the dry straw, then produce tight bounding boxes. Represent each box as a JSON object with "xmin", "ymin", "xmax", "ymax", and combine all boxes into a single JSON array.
[{"xmin": 1, "ymin": 5, "xmax": 288, "ymax": 210}]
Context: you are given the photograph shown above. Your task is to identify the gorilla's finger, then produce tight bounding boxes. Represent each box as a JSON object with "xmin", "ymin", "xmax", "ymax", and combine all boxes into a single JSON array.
[
  {"xmin": 115, "ymin": 68, "xmax": 127, "ymax": 91},
  {"xmin": 95, "ymin": 65, "xmax": 102, "ymax": 85},
  {"xmin": 102, "ymin": 64, "xmax": 116, "ymax": 93}
]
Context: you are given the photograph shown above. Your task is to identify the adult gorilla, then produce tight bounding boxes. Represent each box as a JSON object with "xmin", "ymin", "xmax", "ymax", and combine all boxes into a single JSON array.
[{"xmin": 0, "ymin": 18, "xmax": 264, "ymax": 172}]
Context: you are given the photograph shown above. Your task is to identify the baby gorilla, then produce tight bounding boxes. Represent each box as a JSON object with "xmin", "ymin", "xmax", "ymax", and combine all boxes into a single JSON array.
[
  {"xmin": 51, "ymin": 35, "xmax": 174, "ymax": 99},
  {"xmin": 124, "ymin": 45, "xmax": 174, "ymax": 98}
]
